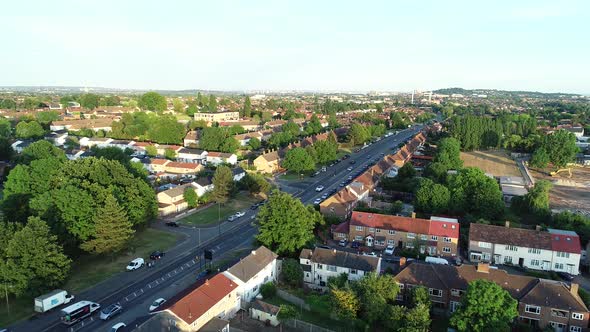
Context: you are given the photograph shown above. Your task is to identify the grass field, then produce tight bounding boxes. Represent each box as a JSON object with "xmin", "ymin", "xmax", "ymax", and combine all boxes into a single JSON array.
[
  {"xmin": 0, "ymin": 228, "xmax": 180, "ymax": 327},
  {"xmin": 460, "ymin": 149, "xmax": 521, "ymax": 177},
  {"xmin": 179, "ymin": 192, "xmax": 261, "ymax": 226}
]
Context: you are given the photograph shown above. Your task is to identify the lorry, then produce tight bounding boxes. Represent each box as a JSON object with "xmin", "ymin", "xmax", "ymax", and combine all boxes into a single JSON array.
[
  {"xmin": 34, "ymin": 290, "xmax": 75, "ymax": 313},
  {"xmin": 60, "ymin": 301, "xmax": 101, "ymax": 325}
]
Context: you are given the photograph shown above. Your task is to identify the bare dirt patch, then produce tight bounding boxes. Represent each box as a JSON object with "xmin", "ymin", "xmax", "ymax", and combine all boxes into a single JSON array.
[
  {"xmin": 460, "ymin": 150, "xmax": 521, "ymax": 177},
  {"xmin": 528, "ymin": 166, "xmax": 590, "ymax": 216}
]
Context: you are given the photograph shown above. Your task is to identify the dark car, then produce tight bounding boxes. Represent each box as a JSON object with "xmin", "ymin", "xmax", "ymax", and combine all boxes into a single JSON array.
[
  {"xmin": 165, "ymin": 221, "xmax": 179, "ymax": 227},
  {"xmin": 197, "ymin": 268, "xmax": 212, "ymax": 280},
  {"xmin": 150, "ymin": 251, "xmax": 165, "ymax": 260},
  {"xmin": 351, "ymin": 241, "xmax": 360, "ymax": 249},
  {"xmin": 350, "ymin": 160, "xmax": 356, "ymax": 164},
  {"xmin": 557, "ymin": 272, "xmax": 575, "ymax": 281}
]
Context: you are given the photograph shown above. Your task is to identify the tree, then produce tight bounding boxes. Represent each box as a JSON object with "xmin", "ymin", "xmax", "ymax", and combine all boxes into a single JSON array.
[
  {"xmin": 530, "ymin": 147, "xmax": 550, "ymax": 168},
  {"xmin": 79, "ymin": 94, "xmax": 100, "ymax": 110},
  {"xmin": 283, "ymin": 121, "xmax": 300, "ymax": 138},
  {"xmin": 435, "ymin": 138, "xmax": 463, "ymax": 170},
  {"xmin": 348, "ymin": 123, "xmax": 370, "ymax": 145},
  {"xmin": 281, "ymin": 258, "xmax": 303, "ymax": 287},
  {"xmin": 145, "ymin": 145, "xmax": 157, "ymax": 157},
  {"xmin": 415, "ymin": 178, "xmax": 450, "ymax": 214},
  {"xmin": 282, "ymin": 147, "xmax": 315, "ymax": 174},
  {"xmin": 425, "ymin": 161, "xmax": 449, "ymax": 183},
  {"xmin": 212, "ymin": 166, "xmax": 234, "ymax": 204},
  {"xmin": 35, "ymin": 111, "xmax": 60, "ymax": 126},
  {"xmin": 398, "ymin": 162, "xmax": 416, "ymax": 179},
  {"xmin": 277, "ymin": 304, "xmax": 298, "ymax": 321},
  {"xmin": 164, "ymin": 148, "xmax": 177, "ymax": 160},
  {"xmin": 208, "ymin": 94, "xmax": 217, "ymax": 112},
  {"xmin": 382, "ymin": 305, "xmax": 407, "ymax": 331},
  {"xmin": 172, "ymin": 98, "xmax": 185, "ymax": 113},
  {"xmin": 256, "ymin": 190, "xmax": 324, "ymax": 255},
  {"xmin": 220, "ymin": 137, "xmax": 239, "ymax": 153},
  {"xmin": 184, "ymin": 187, "xmax": 198, "ymax": 208},
  {"xmin": 146, "ymin": 114, "xmax": 185, "ymax": 144},
  {"xmin": 0, "ymin": 118, "xmax": 11, "ymax": 138},
  {"xmin": 404, "ymin": 303, "xmax": 431, "ymax": 332},
  {"xmin": 248, "ymin": 137, "xmax": 261, "ymax": 150},
  {"xmin": 450, "ymin": 279, "xmax": 518, "ymax": 332},
  {"xmin": 331, "ymin": 284, "xmax": 360, "ymax": 320},
  {"xmin": 19, "ymin": 140, "xmax": 66, "ymax": 164},
  {"xmin": 519, "ymin": 180, "xmax": 552, "ymax": 217},
  {"xmin": 80, "ymin": 194, "xmax": 135, "ymax": 254},
  {"xmin": 260, "ymin": 282, "xmax": 277, "ymax": 299},
  {"xmin": 543, "ymin": 130, "xmax": 578, "ymax": 168},
  {"xmin": 15, "ymin": 121, "xmax": 44, "ymax": 139},
  {"xmin": 4, "ymin": 217, "xmax": 71, "ymax": 295},
  {"xmin": 448, "ymin": 167, "xmax": 504, "ymax": 219},
  {"xmin": 353, "ymin": 273, "xmax": 399, "ymax": 324},
  {"xmin": 242, "ymin": 96, "xmax": 252, "ymax": 118},
  {"xmin": 240, "ymin": 173, "xmax": 271, "ymax": 195},
  {"xmin": 390, "ymin": 200, "xmax": 404, "ymax": 214},
  {"xmin": 410, "ymin": 286, "xmax": 431, "ymax": 309},
  {"xmin": 313, "ymin": 140, "xmax": 338, "ymax": 164},
  {"xmin": 139, "ymin": 92, "xmax": 167, "ymax": 112},
  {"xmin": 305, "ymin": 114, "xmax": 323, "ymax": 135}
]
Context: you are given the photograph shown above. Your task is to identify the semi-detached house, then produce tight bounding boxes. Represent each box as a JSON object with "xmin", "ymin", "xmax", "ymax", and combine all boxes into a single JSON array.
[
  {"xmin": 469, "ymin": 222, "xmax": 581, "ymax": 275},
  {"xmin": 223, "ymin": 246, "xmax": 278, "ymax": 303},
  {"xmin": 300, "ymin": 247, "xmax": 381, "ymax": 290}
]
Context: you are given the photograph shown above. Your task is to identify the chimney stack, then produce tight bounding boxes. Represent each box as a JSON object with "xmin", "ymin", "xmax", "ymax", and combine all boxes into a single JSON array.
[
  {"xmin": 477, "ymin": 263, "xmax": 490, "ymax": 274},
  {"xmin": 571, "ymin": 283, "xmax": 579, "ymax": 296},
  {"xmin": 399, "ymin": 257, "xmax": 407, "ymax": 268},
  {"xmin": 411, "ymin": 212, "xmax": 416, "ymax": 219},
  {"xmin": 505, "ymin": 221, "xmax": 510, "ymax": 228},
  {"xmin": 535, "ymin": 225, "xmax": 542, "ymax": 232},
  {"xmin": 333, "ymin": 249, "xmax": 336, "ymax": 255},
  {"xmin": 252, "ymin": 250, "xmax": 256, "ymax": 255},
  {"xmin": 205, "ymin": 279, "xmax": 209, "ymax": 286}
]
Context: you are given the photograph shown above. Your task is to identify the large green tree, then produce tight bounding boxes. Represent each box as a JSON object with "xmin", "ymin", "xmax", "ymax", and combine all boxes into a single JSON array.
[
  {"xmin": 211, "ymin": 166, "xmax": 234, "ymax": 204},
  {"xmin": 139, "ymin": 92, "xmax": 167, "ymax": 112},
  {"xmin": 353, "ymin": 273, "xmax": 399, "ymax": 324},
  {"xmin": 242, "ymin": 96, "xmax": 252, "ymax": 118},
  {"xmin": 435, "ymin": 137, "xmax": 463, "ymax": 170},
  {"xmin": 415, "ymin": 178, "xmax": 450, "ymax": 214},
  {"xmin": 543, "ymin": 129, "xmax": 578, "ymax": 168},
  {"xmin": 146, "ymin": 114, "xmax": 185, "ymax": 144},
  {"xmin": 184, "ymin": 187, "xmax": 198, "ymax": 208},
  {"xmin": 348, "ymin": 123, "xmax": 370, "ymax": 145},
  {"xmin": 529, "ymin": 147, "xmax": 550, "ymax": 168},
  {"xmin": 331, "ymin": 284, "xmax": 360, "ymax": 320},
  {"xmin": 0, "ymin": 118, "xmax": 11, "ymax": 138},
  {"xmin": 448, "ymin": 167, "xmax": 504, "ymax": 219},
  {"xmin": 282, "ymin": 147, "xmax": 315, "ymax": 173},
  {"xmin": 80, "ymin": 194, "xmax": 135, "ymax": 254},
  {"xmin": 305, "ymin": 114, "xmax": 323, "ymax": 135},
  {"xmin": 256, "ymin": 190, "xmax": 324, "ymax": 254},
  {"xmin": 281, "ymin": 258, "xmax": 303, "ymax": 287},
  {"xmin": 15, "ymin": 121, "xmax": 44, "ymax": 139},
  {"xmin": 450, "ymin": 279, "xmax": 518, "ymax": 332},
  {"xmin": 79, "ymin": 93, "xmax": 100, "ymax": 110}
]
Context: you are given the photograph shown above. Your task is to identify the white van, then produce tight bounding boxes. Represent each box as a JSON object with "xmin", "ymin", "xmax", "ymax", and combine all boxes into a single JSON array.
[
  {"xmin": 425, "ymin": 256, "xmax": 449, "ymax": 265},
  {"xmin": 126, "ymin": 258, "xmax": 145, "ymax": 271}
]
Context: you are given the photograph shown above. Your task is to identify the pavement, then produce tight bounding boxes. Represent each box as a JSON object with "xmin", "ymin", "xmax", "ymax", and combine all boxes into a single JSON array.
[{"xmin": 9, "ymin": 125, "xmax": 423, "ymax": 332}]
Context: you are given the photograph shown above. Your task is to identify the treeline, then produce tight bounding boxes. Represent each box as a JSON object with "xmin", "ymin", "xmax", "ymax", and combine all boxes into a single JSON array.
[
  {"xmin": 282, "ymin": 132, "xmax": 339, "ymax": 173},
  {"xmin": 109, "ymin": 112, "xmax": 186, "ymax": 144},
  {"xmin": 448, "ymin": 114, "xmax": 537, "ymax": 150},
  {"xmin": 0, "ymin": 141, "xmax": 156, "ymax": 296}
]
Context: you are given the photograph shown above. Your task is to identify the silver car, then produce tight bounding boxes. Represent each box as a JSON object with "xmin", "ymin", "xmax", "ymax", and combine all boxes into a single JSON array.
[{"xmin": 100, "ymin": 303, "xmax": 122, "ymax": 320}]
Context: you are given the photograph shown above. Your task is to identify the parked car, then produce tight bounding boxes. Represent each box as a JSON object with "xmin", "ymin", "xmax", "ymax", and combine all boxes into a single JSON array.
[
  {"xmin": 346, "ymin": 167, "xmax": 353, "ymax": 171},
  {"xmin": 235, "ymin": 211, "xmax": 245, "ymax": 218},
  {"xmin": 321, "ymin": 193, "xmax": 328, "ymax": 199},
  {"xmin": 347, "ymin": 175, "xmax": 353, "ymax": 180},
  {"xmin": 126, "ymin": 258, "xmax": 144, "ymax": 271},
  {"xmin": 338, "ymin": 239, "xmax": 348, "ymax": 247},
  {"xmin": 315, "ymin": 185, "xmax": 325, "ymax": 192},
  {"xmin": 150, "ymin": 251, "xmax": 165, "ymax": 260},
  {"xmin": 100, "ymin": 303, "xmax": 123, "ymax": 320},
  {"xmin": 321, "ymin": 166, "xmax": 327, "ymax": 172},
  {"xmin": 111, "ymin": 323, "xmax": 126, "ymax": 332},
  {"xmin": 557, "ymin": 272, "xmax": 575, "ymax": 281},
  {"xmin": 197, "ymin": 268, "xmax": 212, "ymax": 280},
  {"xmin": 311, "ymin": 171, "xmax": 320, "ymax": 177},
  {"xmin": 165, "ymin": 221, "xmax": 179, "ymax": 227},
  {"xmin": 351, "ymin": 241, "xmax": 360, "ymax": 249},
  {"xmin": 363, "ymin": 252, "xmax": 377, "ymax": 257},
  {"xmin": 313, "ymin": 198, "xmax": 322, "ymax": 205},
  {"xmin": 149, "ymin": 298, "xmax": 166, "ymax": 312},
  {"xmin": 350, "ymin": 160, "xmax": 356, "ymax": 164},
  {"xmin": 317, "ymin": 245, "xmax": 330, "ymax": 249},
  {"xmin": 384, "ymin": 245, "xmax": 395, "ymax": 255},
  {"xmin": 338, "ymin": 182, "xmax": 345, "ymax": 187},
  {"xmin": 227, "ymin": 215, "xmax": 237, "ymax": 222},
  {"xmin": 250, "ymin": 204, "xmax": 259, "ymax": 210}
]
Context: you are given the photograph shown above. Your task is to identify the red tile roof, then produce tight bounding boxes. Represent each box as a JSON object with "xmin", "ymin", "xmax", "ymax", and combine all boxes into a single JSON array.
[
  {"xmin": 151, "ymin": 158, "xmax": 170, "ymax": 165},
  {"xmin": 168, "ymin": 274, "xmax": 237, "ymax": 325},
  {"xmin": 351, "ymin": 211, "xmax": 459, "ymax": 238},
  {"xmin": 550, "ymin": 232, "xmax": 582, "ymax": 254}
]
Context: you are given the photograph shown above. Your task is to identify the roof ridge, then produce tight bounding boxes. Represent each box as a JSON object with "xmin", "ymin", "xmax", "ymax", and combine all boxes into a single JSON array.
[{"xmin": 430, "ymin": 264, "xmax": 449, "ymax": 289}]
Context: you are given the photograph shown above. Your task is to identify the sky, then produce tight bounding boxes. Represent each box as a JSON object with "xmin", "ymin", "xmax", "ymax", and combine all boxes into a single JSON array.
[{"xmin": 1, "ymin": 0, "xmax": 589, "ymax": 93}]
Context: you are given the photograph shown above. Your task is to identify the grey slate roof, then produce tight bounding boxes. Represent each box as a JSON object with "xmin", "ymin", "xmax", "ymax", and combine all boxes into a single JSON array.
[{"xmin": 308, "ymin": 247, "xmax": 380, "ymax": 272}]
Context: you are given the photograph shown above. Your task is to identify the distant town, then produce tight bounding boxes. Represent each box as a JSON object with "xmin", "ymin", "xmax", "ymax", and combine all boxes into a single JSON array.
[{"xmin": 0, "ymin": 87, "xmax": 589, "ymax": 332}]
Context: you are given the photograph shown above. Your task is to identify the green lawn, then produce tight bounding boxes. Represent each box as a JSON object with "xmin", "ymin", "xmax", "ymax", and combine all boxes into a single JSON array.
[
  {"xmin": 0, "ymin": 228, "xmax": 180, "ymax": 326},
  {"xmin": 179, "ymin": 193, "xmax": 261, "ymax": 226}
]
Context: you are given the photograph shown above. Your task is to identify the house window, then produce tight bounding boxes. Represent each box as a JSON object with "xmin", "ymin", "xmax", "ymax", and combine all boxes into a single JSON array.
[
  {"xmin": 350, "ymin": 269, "xmax": 357, "ymax": 275},
  {"xmin": 355, "ymin": 235, "xmax": 363, "ymax": 241},
  {"xmin": 429, "ymin": 288, "xmax": 442, "ymax": 297},
  {"xmin": 327, "ymin": 265, "xmax": 337, "ymax": 272},
  {"xmin": 571, "ymin": 327, "xmax": 582, "ymax": 332},
  {"xmin": 555, "ymin": 263, "xmax": 564, "ymax": 270},
  {"xmin": 317, "ymin": 264, "xmax": 323, "ymax": 270},
  {"xmin": 388, "ymin": 230, "xmax": 395, "ymax": 235},
  {"xmin": 530, "ymin": 259, "xmax": 540, "ymax": 266},
  {"xmin": 557, "ymin": 251, "xmax": 570, "ymax": 258},
  {"xmin": 525, "ymin": 305, "xmax": 541, "ymax": 314},
  {"xmin": 406, "ymin": 242, "xmax": 414, "ymax": 249},
  {"xmin": 504, "ymin": 256, "xmax": 512, "ymax": 264},
  {"xmin": 355, "ymin": 226, "xmax": 363, "ymax": 231},
  {"xmin": 431, "ymin": 235, "xmax": 438, "ymax": 241},
  {"xmin": 528, "ymin": 248, "xmax": 541, "ymax": 254},
  {"xmin": 550, "ymin": 322, "xmax": 566, "ymax": 329},
  {"xmin": 376, "ymin": 228, "xmax": 381, "ymax": 233},
  {"xmin": 505, "ymin": 245, "xmax": 518, "ymax": 251},
  {"xmin": 450, "ymin": 301, "xmax": 461, "ymax": 313},
  {"xmin": 451, "ymin": 289, "xmax": 464, "ymax": 297},
  {"xmin": 368, "ymin": 228, "xmax": 375, "ymax": 233},
  {"xmin": 478, "ymin": 242, "xmax": 491, "ymax": 248},
  {"xmin": 387, "ymin": 239, "xmax": 394, "ymax": 245},
  {"xmin": 443, "ymin": 247, "xmax": 451, "ymax": 253},
  {"xmin": 443, "ymin": 237, "xmax": 452, "ymax": 243},
  {"xmin": 338, "ymin": 233, "xmax": 346, "ymax": 238},
  {"xmin": 572, "ymin": 312, "xmax": 584, "ymax": 320},
  {"xmin": 551, "ymin": 309, "xmax": 567, "ymax": 318},
  {"xmin": 420, "ymin": 234, "xmax": 428, "ymax": 241},
  {"xmin": 407, "ymin": 233, "xmax": 416, "ymax": 239}
]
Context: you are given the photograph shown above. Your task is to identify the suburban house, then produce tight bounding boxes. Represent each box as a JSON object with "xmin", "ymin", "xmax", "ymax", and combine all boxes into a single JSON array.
[
  {"xmin": 11, "ymin": 140, "xmax": 33, "ymax": 154},
  {"xmin": 155, "ymin": 144, "xmax": 183, "ymax": 156},
  {"xmin": 206, "ymin": 152, "xmax": 237, "ymax": 166},
  {"xmin": 49, "ymin": 118, "xmax": 114, "ymax": 132},
  {"xmin": 194, "ymin": 111, "xmax": 240, "ymax": 123},
  {"xmin": 249, "ymin": 300, "xmax": 280, "ymax": 327},
  {"xmin": 156, "ymin": 273, "xmax": 240, "ymax": 331},
  {"xmin": 319, "ymin": 181, "xmax": 370, "ymax": 219},
  {"xmin": 232, "ymin": 167, "xmax": 246, "ymax": 182},
  {"xmin": 234, "ymin": 131, "xmax": 264, "ymax": 146},
  {"xmin": 468, "ymin": 222, "xmax": 581, "ymax": 275},
  {"xmin": 394, "ymin": 262, "xmax": 589, "ymax": 331},
  {"xmin": 165, "ymin": 162, "xmax": 203, "ymax": 175},
  {"xmin": 336, "ymin": 211, "xmax": 460, "ymax": 257},
  {"xmin": 149, "ymin": 158, "xmax": 170, "ymax": 173},
  {"xmin": 219, "ymin": 120, "xmax": 261, "ymax": 131},
  {"xmin": 223, "ymin": 246, "xmax": 279, "ymax": 303},
  {"xmin": 79, "ymin": 137, "xmax": 113, "ymax": 148},
  {"xmin": 157, "ymin": 184, "xmax": 190, "ymax": 216},
  {"xmin": 177, "ymin": 148, "xmax": 208, "ymax": 164},
  {"xmin": 194, "ymin": 177, "xmax": 214, "ymax": 197},
  {"xmin": 44, "ymin": 131, "xmax": 68, "ymax": 146},
  {"xmin": 184, "ymin": 130, "xmax": 199, "ymax": 147},
  {"xmin": 299, "ymin": 247, "xmax": 381, "ymax": 290},
  {"xmin": 253, "ymin": 151, "xmax": 280, "ymax": 174}
]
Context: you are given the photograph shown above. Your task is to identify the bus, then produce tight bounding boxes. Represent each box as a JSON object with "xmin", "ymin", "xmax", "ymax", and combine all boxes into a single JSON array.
[{"xmin": 60, "ymin": 301, "xmax": 101, "ymax": 325}]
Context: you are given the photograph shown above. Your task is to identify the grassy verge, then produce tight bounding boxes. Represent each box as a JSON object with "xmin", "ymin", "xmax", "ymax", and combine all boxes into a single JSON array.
[
  {"xmin": 279, "ymin": 173, "xmax": 305, "ymax": 181},
  {"xmin": 179, "ymin": 192, "xmax": 261, "ymax": 226},
  {"xmin": 0, "ymin": 228, "xmax": 180, "ymax": 327}
]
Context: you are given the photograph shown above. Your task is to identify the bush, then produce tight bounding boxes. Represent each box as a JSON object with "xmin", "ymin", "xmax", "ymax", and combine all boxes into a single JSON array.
[
  {"xmin": 260, "ymin": 282, "xmax": 277, "ymax": 299},
  {"xmin": 282, "ymin": 258, "xmax": 303, "ymax": 287},
  {"xmin": 579, "ymin": 288, "xmax": 590, "ymax": 307}
]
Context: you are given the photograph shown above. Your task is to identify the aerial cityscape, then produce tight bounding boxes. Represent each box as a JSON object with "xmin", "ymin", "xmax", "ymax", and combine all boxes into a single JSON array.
[{"xmin": 1, "ymin": 1, "xmax": 590, "ymax": 332}]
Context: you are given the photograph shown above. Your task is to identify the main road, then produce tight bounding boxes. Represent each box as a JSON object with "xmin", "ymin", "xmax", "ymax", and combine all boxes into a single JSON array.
[{"xmin": 12, "ymin": 126, "xmax": 423, "ymax": 332}]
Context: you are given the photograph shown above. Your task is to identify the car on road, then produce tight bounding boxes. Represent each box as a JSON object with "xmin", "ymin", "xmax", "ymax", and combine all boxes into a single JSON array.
[
  {"xmin": 384, "ymin": 245, "xmax": 395, "ymax": 255},
  {"xmin": 315, "ymin": 185, "xmax": 325, "ymax": 192},
  {"xmin": 557, "ymin": 272, "xmax": 575, "ymax": 281},
  {"xmin": 311, "ymin": 171, "xmax": 320, "ymax": 177},
  {"xmin": 350, "ymin": 160, "xmax": 356, "ymax": 164},
  {"xmin": 150, "ymin": 251, "xmax": 165, "ymax": 260},
  {"xmin": 165, "ymin": 221, "xmax": 179, "ymax": 227},
  {"xmin": 321, "ymin": 193, "xmax": 328, "ymax": 199},
  {"xmin": 338, "ymin": 239, "xmax": 348, "ymax": 247},
  {"xmin": 346, "ymin": 167, "xmax": 353, "ymax": 171},
  {"xmin": 338, "ymin": 182, "xmax": 345, "ymax": 187},
  {"xmin": 351, "ymin": 241, "xmax": 361, "ymax": 249},
  {"xmin": 347, "ymin": 175, "xmax": 353, "ymax": 180},
  {"xmin": 321, "ymin": 166, "xmax": 327, "ymax": 172},
  {"xmin": 313, "ymin": 198, "xmax": 322, "ymax": 205},
  {"xmin": 111, "ymin": 323, "xmax": 126, "ymax": 332},
  {"xmin": 227, "ymin": 215, "xmax": 237, "ymax": 222},
  {"xmin": 363, "ymin": 252, "xmax": 377, "ymax": 257},
  {"xmin": 126, "ymin": 258, "xmax": 144, "ymax": 271},
  {"xmin": 197, "ymin": 268, "xmax": 212, "ymax": 280},
  {"xmin": 235, "ymin": 211, "xmax": 246, "ymax": 218},
  {"xmin": 149, "ymin": 298, "xmax": 166, "ymax": 312},
  {"xmin": 250, "ymin": 204, "xmax": 259, "ymax": 210},
  {"xmin": 100, "ymin": 303, "xmax": 123, "ymax": 320},
  {"xmin": 354, "ymin": 148, "xmax": 360, "ymax": 153}
]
